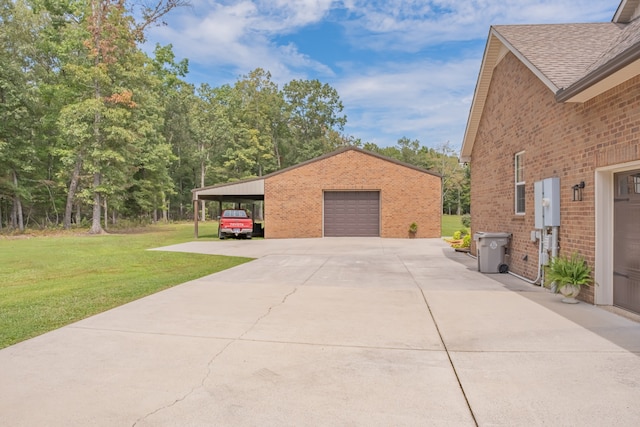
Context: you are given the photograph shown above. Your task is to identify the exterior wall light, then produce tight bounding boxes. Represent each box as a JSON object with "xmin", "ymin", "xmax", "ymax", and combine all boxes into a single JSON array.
[{"xmin": 572, "ymin": 181, "xmax": 585, "ymax": 201}]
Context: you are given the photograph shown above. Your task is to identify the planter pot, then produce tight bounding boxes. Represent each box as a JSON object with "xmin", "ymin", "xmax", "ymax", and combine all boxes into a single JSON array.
[{"xmin": 558, "ymin": 283, "xmax": 581, "ymax": 304}]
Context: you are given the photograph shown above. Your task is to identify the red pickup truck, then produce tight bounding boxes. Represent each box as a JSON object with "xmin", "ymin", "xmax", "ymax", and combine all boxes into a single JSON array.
[{"xmin": 218, "ymin": 209, "xmax": 253, "ymax": 239}]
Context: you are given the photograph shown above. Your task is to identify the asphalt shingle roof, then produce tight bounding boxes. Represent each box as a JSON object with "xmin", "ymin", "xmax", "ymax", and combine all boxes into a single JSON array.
[
  {"xmin": 586, "ymin": 17, "xmax": 640, "ymax": 73},
  {"xmin": 494, "ymin": 23, "xmax": 626, "ymax": 90}
]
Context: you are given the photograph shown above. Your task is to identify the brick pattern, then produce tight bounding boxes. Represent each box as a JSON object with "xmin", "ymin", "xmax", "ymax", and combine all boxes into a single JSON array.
[
  {"xmin": 264, "ymin": 149, "xmax": 442, "ymax": 239},
  {"xmin": 470, "ymin": 52, "xmax": 640, "ymax": 303}
]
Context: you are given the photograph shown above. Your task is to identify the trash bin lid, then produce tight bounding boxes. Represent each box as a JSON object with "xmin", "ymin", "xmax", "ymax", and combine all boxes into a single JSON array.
[{"xmin": 473, "ymin": 231, "xmax": 511, "ymax": 239}]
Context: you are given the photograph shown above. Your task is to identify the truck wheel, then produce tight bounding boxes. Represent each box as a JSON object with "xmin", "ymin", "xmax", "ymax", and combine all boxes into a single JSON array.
[{"xmin": 218, "ymin": 228, "xmax": 225, "ymax": 239}]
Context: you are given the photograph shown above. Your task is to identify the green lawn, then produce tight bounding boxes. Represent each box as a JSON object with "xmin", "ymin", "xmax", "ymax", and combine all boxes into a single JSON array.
[
  {"xmin": 0, "ymin": 223, "xmax": 251, "ymax": 349},
  {"xmin": 442, "ymin": 214, "xmax": 464, "ymax": 237}
]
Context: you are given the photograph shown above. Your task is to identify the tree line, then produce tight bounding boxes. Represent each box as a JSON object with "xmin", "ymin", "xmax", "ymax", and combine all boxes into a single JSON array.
[{"xmin": 0, "ymin": 0, "xmax": 468, "ymax": 233}]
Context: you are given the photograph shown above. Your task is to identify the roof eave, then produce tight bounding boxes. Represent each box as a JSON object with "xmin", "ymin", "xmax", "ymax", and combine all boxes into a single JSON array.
[
  {"xmin": 459, "ymin": 30, "xmax": 499, "ymax": 163},
  {"xmin": 556, "ymin": 42, "xmax": 640, "ymax": 102},
  {"xmin": 613, "ymin": 0, "xmax": 640, "ymax": 23}
]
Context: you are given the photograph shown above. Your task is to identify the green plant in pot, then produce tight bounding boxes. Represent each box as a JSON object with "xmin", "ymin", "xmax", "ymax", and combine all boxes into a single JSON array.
[
  {"xmin": 409, "ymin": 222, "xmax": 418, "ymax": 236},
  {"xmin": 544, "ymin": 252, "xmax": 592, "ymax": 304}
]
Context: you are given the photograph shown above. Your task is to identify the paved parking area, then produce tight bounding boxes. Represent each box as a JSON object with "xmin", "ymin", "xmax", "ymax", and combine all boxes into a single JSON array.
[{"xmin": 1, "ymin": 238, "xmax": 640, "ymax": 426}]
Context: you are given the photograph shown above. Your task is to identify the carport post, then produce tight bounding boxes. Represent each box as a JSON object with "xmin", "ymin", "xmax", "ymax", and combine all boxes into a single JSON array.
[{"xmin": 193, "ymin": 199, "xmax": 199, "ymax": 238}]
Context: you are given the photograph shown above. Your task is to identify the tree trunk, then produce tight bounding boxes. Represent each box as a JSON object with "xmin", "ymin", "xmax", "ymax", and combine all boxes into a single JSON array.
[
  {"xmin": 89, "ymin": 0, "xmax": 104, "ymax": 235},
  {"xmin": 10, "ymin": 202, "xmax": 16, "ymax": 229},
  {"xmin": 179, "ymin": 178, "xmax": 184, "ymax": 219},
  {"xmin": 89, "ymin": 172, "xmax": 103, "ymax": 234},
  {"xmin": 103, "ymin": 197, "xmax": 108, "ymax": 231},
  {"xmin": 162, "ymin": 192, "xmax": 168, "ymax": 222},
  {"xmin": 64, "ymin": 156, "xmax": 82, "ymax": 229},
  {"xmin": 273, "ymin": 133, "xmax": 282, "ymax": 169},
  {"xmin": 12, "ymin": 170, "xmax": 24, "ymax": 232}
]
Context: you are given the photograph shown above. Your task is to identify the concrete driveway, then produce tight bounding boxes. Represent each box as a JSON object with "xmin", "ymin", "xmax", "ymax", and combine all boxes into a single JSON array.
[{"xmin": 1, "ymin": 238, "xmax": 640, "ymax": 426}]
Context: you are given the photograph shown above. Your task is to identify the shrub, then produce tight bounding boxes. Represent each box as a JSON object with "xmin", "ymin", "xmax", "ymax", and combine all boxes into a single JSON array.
[
  {"xmin": 461, "ymin": 214, "xmax": 471, "ymax": 228},
  {"xmin": 544, "ymin": 252, "xmax": 592, "ymax": 289},
  {"xmin": 450, "ymin": 233, "xmax": 471, "ymax": 249}
]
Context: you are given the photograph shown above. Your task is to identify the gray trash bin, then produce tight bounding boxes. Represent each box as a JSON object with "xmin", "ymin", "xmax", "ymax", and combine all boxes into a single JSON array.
[{"xmin": 473, "ymin": 232, "xmax": 511, "ymax": 273}]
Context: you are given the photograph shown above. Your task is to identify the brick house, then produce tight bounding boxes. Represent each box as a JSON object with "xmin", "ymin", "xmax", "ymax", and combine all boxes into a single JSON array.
[
  {"xmin": 460, "ymin": 0, "xmax": 640, "ymax": 313},
  {"xmin": 193, "ymin": 147, "xmax": 442, "ymax": 239}
]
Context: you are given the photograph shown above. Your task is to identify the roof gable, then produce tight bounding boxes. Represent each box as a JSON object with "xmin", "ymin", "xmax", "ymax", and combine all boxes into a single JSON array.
[
  {"xmin": 460, "ymin": 0, "xmax": 640, "ymax": 162},
  {"xmin": 193, "ymin": 146, "xmax": 441, "ymax": 198},
  {"xmin": 264, "ymin": 146, "xmax": 441, "ymax": 179}
]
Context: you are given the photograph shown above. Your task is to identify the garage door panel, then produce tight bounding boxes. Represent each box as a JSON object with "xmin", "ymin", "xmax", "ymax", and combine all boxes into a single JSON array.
[
  {"xmin": 614, "ymin": 170, "xmax": 640, "ymax": 314},
  {"xmin": 324, "ymin": 191, "xmax": 380, "ymax": 237}
]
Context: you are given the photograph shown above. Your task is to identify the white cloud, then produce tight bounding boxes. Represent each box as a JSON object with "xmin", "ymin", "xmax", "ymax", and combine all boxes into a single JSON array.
[
  {"xmin": 146, "ymin": 0, "xmax": 619, "ymax": 148},
  {"xmin": 150, "ymin": 0, "xmax": 616, "ymax": 74},
  {"xmin": 147, "ymin": 2, "xmax": 334, "ymax": 83},
  {"xmin": 257, "ymin": 0, "xmax": 335, "ymax": 31},
  {"xmin": 335, "ymin": 57, "xmax": 481, "ymax": 148},
  {"xmin": 339, "ymin": 0, "xmax": 615, "ymax": 51}
]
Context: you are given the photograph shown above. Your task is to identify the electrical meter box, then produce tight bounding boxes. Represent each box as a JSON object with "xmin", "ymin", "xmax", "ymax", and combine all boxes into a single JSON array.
[{"xmin": 534, "ymin": 177, "xmax": 560, "ymax": 228}]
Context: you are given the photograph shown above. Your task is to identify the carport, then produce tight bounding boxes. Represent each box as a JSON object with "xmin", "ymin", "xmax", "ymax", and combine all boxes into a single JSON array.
[{"xmin": 192, "ymin": 178, "xmax": 264, "ymax": 238}]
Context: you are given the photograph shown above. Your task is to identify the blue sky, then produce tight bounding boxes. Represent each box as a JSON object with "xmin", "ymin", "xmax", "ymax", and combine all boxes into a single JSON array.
[{"xmin": 147, "ymin": 0, "xmax": 618, "ymax": 150}]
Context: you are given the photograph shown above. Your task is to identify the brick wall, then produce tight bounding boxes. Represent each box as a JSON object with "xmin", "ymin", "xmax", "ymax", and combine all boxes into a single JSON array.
[
  {"xmin": 264, "ymin": 149, "xmax": 442, "ymax": 238},
  {"xmin": 470, "ymin": 53, "xmax": 640, "ymax": 303}
]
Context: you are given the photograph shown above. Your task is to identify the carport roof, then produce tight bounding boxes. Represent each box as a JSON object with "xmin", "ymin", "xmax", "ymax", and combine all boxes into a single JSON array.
[
  {"xmin": 192, "ymin": 178, "xmax": 265, "ymax": 201},
  {"xmin": 192, "ymin": 146, "xmax": 441, "ymax": 201}
]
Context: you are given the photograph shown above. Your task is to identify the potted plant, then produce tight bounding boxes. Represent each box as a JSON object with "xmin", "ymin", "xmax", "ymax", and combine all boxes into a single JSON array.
[
  {"xmin": 544, "ymin": 252, "xmax": 592, "ymax": 304},
  {"xmin": 408, "ymin": 222, "xmax": 418, "ymax": 237}
]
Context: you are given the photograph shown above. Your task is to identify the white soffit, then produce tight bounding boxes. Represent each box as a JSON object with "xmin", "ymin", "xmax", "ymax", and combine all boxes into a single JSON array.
[{"xmin": 460, "ymin": 33, "xmax": 501, "ymax": 162}]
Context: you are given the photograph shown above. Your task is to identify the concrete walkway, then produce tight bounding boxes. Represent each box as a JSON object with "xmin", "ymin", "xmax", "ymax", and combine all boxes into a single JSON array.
[{"xmin": 1, "ymin": 238, "xmax": 640, "ymax": 426}]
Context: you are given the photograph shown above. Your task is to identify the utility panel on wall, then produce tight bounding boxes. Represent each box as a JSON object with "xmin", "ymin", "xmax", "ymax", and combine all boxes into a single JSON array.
[{"xmin": 534, "ymin": 177, "xmax": 560, "ymax": 229}]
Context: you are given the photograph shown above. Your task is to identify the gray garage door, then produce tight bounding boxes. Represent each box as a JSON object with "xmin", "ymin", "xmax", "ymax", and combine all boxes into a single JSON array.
[
  {"xmin": 324, "ymin": 191, "xmax": 380, "ymax": 237},
  {"xmin": 614, "ymin": 170, "xmax": 640, "ymax": 314}
]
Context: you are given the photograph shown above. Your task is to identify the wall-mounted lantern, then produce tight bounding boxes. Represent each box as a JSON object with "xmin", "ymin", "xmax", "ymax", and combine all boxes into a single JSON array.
[{"xmin": 572, "ymin": 181, "xmax": 585, "ymax": 201}]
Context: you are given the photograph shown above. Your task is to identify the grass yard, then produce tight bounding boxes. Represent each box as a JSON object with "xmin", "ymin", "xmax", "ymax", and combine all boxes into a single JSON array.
[
  {"xmin": 0, "ymin": 223, "xmax": 251, "ymax": 349},
  {"xmin": 442, "ymin": 214, "xmax": 464, "ymax": 237}
]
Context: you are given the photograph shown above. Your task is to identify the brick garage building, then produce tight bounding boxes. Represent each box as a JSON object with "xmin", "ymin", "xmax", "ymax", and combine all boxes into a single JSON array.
[
  {"xmin": 193, "ymin": 147, "xmax": 442, "ymax": 239},
  {"xmin": 461, "ymin": 0, "xmax": 640, "ymax": 313}
]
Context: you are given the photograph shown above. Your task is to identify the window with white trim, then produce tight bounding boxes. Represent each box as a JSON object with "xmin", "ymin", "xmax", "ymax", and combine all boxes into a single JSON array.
[{"xmin": 515, "ymin": 151, "xmax": 525, "ymax": 214}]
